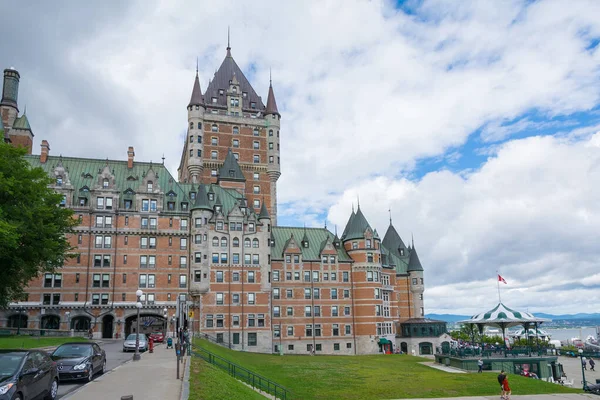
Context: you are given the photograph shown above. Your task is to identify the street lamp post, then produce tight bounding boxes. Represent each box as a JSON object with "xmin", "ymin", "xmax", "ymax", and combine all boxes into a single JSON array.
[
  {"xmin": 65, "ymin": 311, "xmax": 71, "ymax": 332},
  {"xmin": 163, "ymin": 307, "xmax": 168, "ymax": 337},
  {"xmin": 579, "ymin": 348, "xmax": 588, "ymax": 391},
  {"xmin": 133, "ymin": 289, "xmax": 143, "ymax": 361}
]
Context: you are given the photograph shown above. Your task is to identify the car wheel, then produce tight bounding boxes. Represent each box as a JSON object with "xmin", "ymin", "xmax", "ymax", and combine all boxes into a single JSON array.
[
  {"xmin": 11, "ymin": 393, "xmax": 23, "ymax": 400},
  {"xmin": 87, "ymin": 366, "xmax": 94, "ymax": 382},
  {"xmin": 99, "ymin": 358, "xmax": 106, "ymax": 375},
  {"xmin": 44, "ymin": 378, "xmax": 58, "ymax": 400}
]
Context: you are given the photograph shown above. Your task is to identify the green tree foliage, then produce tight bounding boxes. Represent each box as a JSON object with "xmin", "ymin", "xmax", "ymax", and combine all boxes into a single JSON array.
[{"xmin": 0, "ymin": 143, "xmax": 77, "ymax": 306}]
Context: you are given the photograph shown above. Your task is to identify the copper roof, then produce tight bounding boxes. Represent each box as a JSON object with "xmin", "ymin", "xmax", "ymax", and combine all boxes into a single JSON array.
[
  {"xmin": 188, "ymin": 72, "xmax": 203, "ymax": 107},
  {"xmin": 265, "ymin": 82, "xmax": 279, "ymax": 115}
]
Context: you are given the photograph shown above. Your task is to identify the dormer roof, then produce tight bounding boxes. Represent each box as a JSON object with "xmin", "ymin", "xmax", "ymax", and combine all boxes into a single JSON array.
[{"xmin": 218, "ymin": 149, "xmax": 246, "ymax": 182}]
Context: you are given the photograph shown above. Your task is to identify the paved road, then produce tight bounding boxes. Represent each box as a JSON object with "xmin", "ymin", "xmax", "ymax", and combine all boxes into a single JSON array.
[{"xmin": 57, "ymin": 339, "xmax": 134, "ymax": 399}]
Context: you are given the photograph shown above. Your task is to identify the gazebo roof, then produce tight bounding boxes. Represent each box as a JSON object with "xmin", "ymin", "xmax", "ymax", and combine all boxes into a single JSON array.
[
  {"xmin": 458, "ymin": 302, "xmax": 550, "ymax": 328},
  {"xmin": 510, "ymin": 327, "xmax": 550, "ymax": 337}
]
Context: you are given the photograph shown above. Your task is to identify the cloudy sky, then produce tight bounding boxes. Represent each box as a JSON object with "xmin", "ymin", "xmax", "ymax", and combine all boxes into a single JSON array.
[{"xmin": 2, "ymin": 0, "xmax": 600, "ymax": 316}]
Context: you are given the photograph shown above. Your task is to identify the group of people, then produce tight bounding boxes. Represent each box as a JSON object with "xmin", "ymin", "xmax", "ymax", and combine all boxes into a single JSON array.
[{"xmin": 582, "ymin": 356, "xmax": 596, "ymax": 371}]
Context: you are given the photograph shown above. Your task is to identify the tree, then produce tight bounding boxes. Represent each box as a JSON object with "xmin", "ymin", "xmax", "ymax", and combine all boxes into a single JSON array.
[{"xmin": 0, "ymin": 142, "xmax": 77, "ymax": 307}]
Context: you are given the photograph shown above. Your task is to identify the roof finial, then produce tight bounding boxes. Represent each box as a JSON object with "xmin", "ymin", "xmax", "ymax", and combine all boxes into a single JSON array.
[
  {"xmin": 389, "ymin": 207, "xmax": 392, "ymax": 225},
  {"xmin": 324, "ymin": 219, "xmax": 327, "ymax": 229},
  {"xmin": 196, "ymin": 57, "xmax": 198, "ymax": 76},
  {"xmin": 269, "ymin": 68, "xmax": 272, "ymax": 86},
  {"xmin": 357, "ymin": 194, "xmax": 360, "ymax": 209},
  {"xmin": 162, "ymin": 154, "xmax": 165, "ymax": 164},
  {"xmin": 351, "ymin": 203, "xmax": 354, "ymax": 213},
  {"xmin": 412, "ymin": 233, "xmax": 414, "ymax": 248},
  {"xmin": 335, "ymin": 225, "xmax": 338, "ymax": 236},
  {"xmin": 226, "ymin": 26, "xmax": 231, "ymax": 57}
]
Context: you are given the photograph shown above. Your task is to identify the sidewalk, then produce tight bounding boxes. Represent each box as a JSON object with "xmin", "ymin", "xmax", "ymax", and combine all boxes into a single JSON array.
[
  {"xmin": 64, "ymin": 344, "xmax": 187, "ymax": 400},
  {"xmin": 406, "ymin": 396, "xmax": 598, "ymax": 400}
]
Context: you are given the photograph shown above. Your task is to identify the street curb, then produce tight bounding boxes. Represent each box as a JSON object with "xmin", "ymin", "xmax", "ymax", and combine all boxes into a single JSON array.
[
  {"xmin": 61, "ymin": 358, "xmax": 133, "ymax": 400},
  {"xmin": 180, "ymin": 355, "xmax": 191, "ymax": 400}
]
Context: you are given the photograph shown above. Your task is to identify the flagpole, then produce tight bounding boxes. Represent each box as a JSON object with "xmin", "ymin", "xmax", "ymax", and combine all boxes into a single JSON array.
[{"xmin": 496, "ymin": 270, "xmax": 501, "ymax": 304}]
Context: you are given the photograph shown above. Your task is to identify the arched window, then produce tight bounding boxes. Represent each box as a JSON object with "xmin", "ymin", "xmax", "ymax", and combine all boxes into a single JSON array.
[
  {"xmin": 269, "ymin": 129, "xmax": 273, "ymax": 136},
  {"xmin": 244, "ymin": 238, "xmax": 251, "ymax": 248},
  {"xmin": 252, "ymin": 238, "xmax": 259, "ymax": 248},
  {"xmin": 212, "ymin": 237, "xmax": 219, "ymax": 247},
  {"xmin": 189, "ymin": 122, "xmax": 194, "ymax": 129},
  {"xmin": 197, "ymin": 122, "xmax": 202, "ymax": 129},
  {"xmin": 233, "ymin": 237, "xmax": 239, "ymax": 247},
  {"xmin": 221, "ymin": 237, "xmax": 227, "ymax": 247},
  {"xmin": 147, "ymin": 181, "xmax": 153, "ymax": 192},
  {"xmin": 103, "ymin": 178, "xmax": 109, "ymax": 188},
  {"xmin": 56, "ymin": 176, "xmax": 63, "ymax": 186},
  {"xmin": 212, "ymin": 124, "xmax": 218, "ymax": 132},
  {"xmin": 233, "ymin": 126, "xmax": 239, "ymax": 134}
]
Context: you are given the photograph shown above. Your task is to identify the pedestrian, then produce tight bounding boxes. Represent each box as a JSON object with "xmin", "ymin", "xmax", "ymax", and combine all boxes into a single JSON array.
[
  {"xmin": 497, "ymin": 370, "xmax": 506, "ymax": 399},
  {"xmin": 590, "ymin": 358, "xmax": 596, "ymax": 371},
  {"xmin": 477, "ymin": 358, "xmax": 483, "ymax": 373},
  {"xmin": 502, "ymin": 374, "xmax": 511, "ymax": 400},
  {"xmin": 582, "ymin": 356, "xmax": 587, "ymax": 370}
]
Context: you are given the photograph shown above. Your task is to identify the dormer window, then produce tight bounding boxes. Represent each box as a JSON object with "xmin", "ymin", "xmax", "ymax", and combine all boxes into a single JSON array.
[
  {"xmin": 56, "ymin": 176, "xmax": 63, "ymax": 186},
  {"xmin": 251, "ymin": 102, "xmax": 256, "ymax": 109},
  {"xmin": 102, "ymin": 178, "xmax": 109, "ymax": 189},
  {"xmin": 233, "ymin": 153, "xmax": 239, "ymax": 160},
  {"xmin": 147, "ymin": 181, "xmax": 153, "ymax": 192},
  {"xmin": 181, "ymin": 202, "xmax": 188, "ymax": 211},
  {"xmin": 232, "ymin": 87, "xmax": 237, "ymax": 93},
  {"xmin": 212, "ymin": 97, "xmax": 217, "ymax": 104},
  {"xmin": 215, "ymin": 205, "xmax": 221, "ymax": 213},
  {"xmin": 208, "ymin": 193, "xmax": 214, "ymax": 201},
  {"xmin": 303, "ymin": 241, "xmax": 309, "ymax": 248},
  {"xmin": 219, "ymin": 89, "xmax": 224, "ymax": 95},
  {"xmin": 243, "ymin": 92, "xmax": 247, "ymax": 98},
  {"xmin": 190, "ymin": 192, "xmax": 196, "ymax": 200},
  {"xmin": 400, "ymin": 248, "xmax": 405, "ymax": 256},
  {"xmin": 229, "ymin": 170, "xmax": 235, "ymax": 177}
]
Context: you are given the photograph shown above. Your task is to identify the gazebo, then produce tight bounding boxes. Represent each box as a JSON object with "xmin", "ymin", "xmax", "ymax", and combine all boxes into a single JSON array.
[
  {"xmin": 510, "ymin": 327, "xmax": 551, "ymax": 342},
  {"xmin": 458, "ymin": 302, "xmax": 550, "ymax": 355}
]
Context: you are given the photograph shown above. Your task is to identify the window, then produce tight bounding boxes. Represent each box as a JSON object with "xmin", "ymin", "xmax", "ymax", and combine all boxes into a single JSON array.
[
  {"xmin": 252, "ymin": 254, "xmax": 259, "ymax": 265},
  {"xmin": 195, "ymin": 234, "xmax": 202, "ymax": 244},
  {"xmin": 248, "ymin": 223, "xmax": 255, "ymax": 232},
  {"xmin": 139, "ymin": 274, "xmax": 147, "ymax": 288},
  {"xmin": 211, "ymin": 169, "xmax": 217, "ymax": 176},
  {"xmin": 305, "ymin": 306, "xmax": 311, "ymax": 317},
  {"xmin": 323, "ymin": 273, "xmax": 329, "ymax": 281},
  {"xmin": 343, "ymin": 272, "xmax": 349, "ymax": 282},
  {"xmin": 330, "ymin": 256, "xmax": 336, "ymax": 264},
  {"xmin": 314, "ymin": 306, "xmax": 321, "ymax": 317},
  {"xmin": 233, "ymin": 316, "xmax": 239, "ymax": 326},
  {"xmin": 273, "ymin": 306, "xmax": 280, "ymax": 317},
  {"xmin": 269, "ymin": 142, "xmax": 273, "ymax": 149},
  {"xmin": 220, "ymin": 253, "xmax": 227, "ymax": 263},
  {"xmin": 352, "ymin": 241, "xmax": 358, "ymax": 249},
  {"xmin": 216, "ymin": 293, "xmax": 224, "ymax": 305},
  {"xmin": 91, "ymin": 294, "xmax": 99, "ymax": 305},
  {"xmin": 194, "ymin": 270, "xmax": 201, "ymax": 282},
  {"xmin": 216, "ymin": 271, "xmax": 224, "ymax": 283},
  {"xmin": 180, "ymin": 256, "xmax": 187, "ymax": 268},
  {"xmin": 232, "ymin": 272, "xmax": 239, "ymax": 282},
  {"xmin": 304, "ymin": 288, "xmax": 311, "ymax": 299},
  {"xmin": 253, "ymin": 141, "xmax": 260, "ymax": 150},
  {"xmin": 374, "ymin": 288, "xmax": 381, "ymax": 299},
  {"xmin": 102, "ymin": 274, "xmax": 110, "ymax": 288},
  {"xmin": 345, "ymin": 325, "xmax": 351, "ymax": 335},
  {"xmin": 312, "ymin": 271, "xmax": 319, "ymax": 282},
  {"xmin": 232, "ymin": 139, "xmax": 239, "ymax": 148},
  {"xmin": 252, "ymin": 238, "xmax": 259, "ymax": 248},
  {"xmin": 248, "ymin": 293, "xmax": 255, "ymax": 305},
  {"xmin": 367, "ymin": 271, "xmax": 373, "ymax": 282},
  {"xmin": 248, "ymin": 271, "xmax": 255, "ymax": 283},
  {"xmin": 333, "ymin": 324, "xmax": 340, "ymax": 336},
  {"xmin": 331, "ymin": 306, "xmax": 338, "ymax": 317},
  {"xmin": 253, "ymin": 172, "xmax": 259, "ymax": 180},
  {"xmin": 195, "ymin": 252, "xmax": 201, "ymax": 263},
  {"xmin": 206, "ymin": 315, "xmax": 213, "ymax": 328},
  {"xmin": 412, "ymin": 278, "xmax": 418, "ymax": 285},
  {"xmin": 253, "ymin": 155, "xmax": 259, "ymax": 164},
  {"xmin": 313, "ymin": 288, "xmax": 320, "ymax": 299},
  {"xmin": 305, "ymin": 324, "xmax": 312, "ymax": 336},
  {"xmin": 367, "ymin": 253, "xmax": 374, "ymax": 262},
  {"xmin": 253, "ymin": 199, "xmax": 260, "ymax": 209},
  {"xmin": 179, "ymin": 275, "xmax": 187, "ymax": 288},
  {"xmin": 287, "ymin": 307, "xmax": 293, "ymax": 316},
  {"xmin": 273, "ymin": 288, "xmax": 280, "ymax": 299},
  {"xmin": 211, "ymin": 151, "xmax": 218, "ymax": 160},
  {"xmin": 331, "ymin": 288, "xmax": 338, "ymax": 299},
  {"xmin": 344, "ymin": 306, "xmax": 351, "ymax": 316},
  {"xmin": 269, "ymin": 156, "xmax": 274, "ymax": 164},
  {"xmin": 212, "ymin": 124, "xmax": 218, "ymax": 132},
  {"xmin": 286, "ymin": 289, "xmax": 293, "ymax": 299},
  {"xmin": 248, "ymin": 333, "xmax": 257, "ymax": 346},
  {"xmin": 344, "ymin": 289, "xmax": 350, "ymax": 298},
  {"xmin": 232, "ymin": 293, "xmax": 239, "ymax": 303}
]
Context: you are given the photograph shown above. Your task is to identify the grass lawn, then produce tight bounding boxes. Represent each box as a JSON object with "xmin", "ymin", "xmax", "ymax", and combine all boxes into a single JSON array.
[
  {"xmin": 0, "ymin": 335, "xmax": 88, "ymax": 349},
  {"xmin": 192, "ymin": 339, "xmax": 581, "ymax": 400},
  {"xmin": 189, "ymin": 357, "xmax": 266, "ymax": 400}
]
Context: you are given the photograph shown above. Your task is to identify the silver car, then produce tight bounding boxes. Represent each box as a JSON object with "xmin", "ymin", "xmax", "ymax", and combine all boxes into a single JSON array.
[{"xmin": 122, "ymin": 334, "xmax": 148, "ymax": 353}]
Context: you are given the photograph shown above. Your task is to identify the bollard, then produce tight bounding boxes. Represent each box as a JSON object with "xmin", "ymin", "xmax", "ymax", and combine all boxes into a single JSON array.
[{"xmin": 121, "ymin": 396, "xmax": 133, "ymax": 400}]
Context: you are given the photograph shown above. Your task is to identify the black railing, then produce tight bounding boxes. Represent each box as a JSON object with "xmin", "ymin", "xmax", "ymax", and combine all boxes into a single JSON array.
[
  {"xmin": 192, "ymin": 344, "xmax": 290, "ymax": 400},
  {"xmin": 194, "ymin": 332, "xmax": 232, "ymax": 349}
]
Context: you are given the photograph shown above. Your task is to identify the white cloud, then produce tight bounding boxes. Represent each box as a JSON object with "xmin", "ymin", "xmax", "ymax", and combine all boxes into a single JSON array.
[{"xmin": 328, "ymin": 132, "xmax": 600, "ymax": 315}]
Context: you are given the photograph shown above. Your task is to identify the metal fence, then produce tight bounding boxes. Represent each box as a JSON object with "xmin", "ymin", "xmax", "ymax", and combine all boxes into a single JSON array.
[{"xmin": 192, "ymin": 344, "xmax": 291, "ymax": 400}]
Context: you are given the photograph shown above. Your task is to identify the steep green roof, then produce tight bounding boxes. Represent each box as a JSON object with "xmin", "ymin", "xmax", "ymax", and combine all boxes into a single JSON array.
[
  {"xmin": 271, "ymin": 227, "xmax": 352, "ymax": 261},
  {"xmin": 13, "ymin": 114, "xmax": 31, "ymax": 131},
  {"xmin": 25, "ymin": 155, "xmax": 190, "ymax": 212},
  {"xmin": 218, "ymin": 149, "xmax": 245, "ymax": 182},
  {"xmin": 258, "ymin": 200, "xmax": 270, "ymax": 219},
  {"xmin": 407, "ymin": 245, "xmax": 424, "ymax": 272},
  {"xmin": 382, "ymin": 223, "xmax": 407, "ymax": 258},
  {"xmin": 191, "ymin": 184, "xmax": 212, "ymax": 211},
  {"xmin": 341, "ymin": 206, "xmax": 372, "ymax": 241},
  {"xmin": 341, "ymin": 209, "xmax": 355, "ymax": 238}
]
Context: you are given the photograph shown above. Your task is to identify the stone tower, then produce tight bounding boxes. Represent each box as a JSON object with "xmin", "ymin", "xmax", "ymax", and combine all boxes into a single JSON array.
[
  {"xmin": 1, "ymin": 68, "xmax": 33, "ymax": 154},
  {"xmin": 178, "ymin": 43, "xmax": 281, "ymax": 224}
]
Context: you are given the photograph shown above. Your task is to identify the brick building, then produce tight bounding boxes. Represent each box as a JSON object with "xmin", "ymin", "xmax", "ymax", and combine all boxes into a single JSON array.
[{"xmin": 0, "ymin": 44, "xmax": 442, "ymax": 355}]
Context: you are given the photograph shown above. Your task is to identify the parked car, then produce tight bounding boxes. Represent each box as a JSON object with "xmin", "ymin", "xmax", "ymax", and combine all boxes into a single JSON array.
[
  {"xmin": 0, "ymin": 349, "xmax": 59, "ymax": 400},
  {"xmin": 149, "ymin": 332, "xmax": 164, "ymax": 343},
  {"xmin": 50, "ymin": 342, "xmax": 106, "ymax": 382},
  {"xmin": 123, "ymin": 334, "xmax": 148, "ymax": 352}
]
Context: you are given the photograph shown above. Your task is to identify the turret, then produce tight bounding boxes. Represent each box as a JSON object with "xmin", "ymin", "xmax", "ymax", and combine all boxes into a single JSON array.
[
  {"xmin": 265, "ymin": 75, "xmax": 281, "ymax": 225},
  {"xmin": 187, "ymin": 66, "xmax": 205, "ymax": 183},
  {"xmin": 1, "ymin": 68, "xmax": 20, "ymax": 143},
  {"xmin": 9, "ymin": 111, "xmax": 33, "ymax": 154},
  {"xmin": 407, "ymin": 238, "xmax": 425, "ymax": 317},
  {"xmin": 190, "ymin": 184, "xmax": 213, "ymax": 295}
]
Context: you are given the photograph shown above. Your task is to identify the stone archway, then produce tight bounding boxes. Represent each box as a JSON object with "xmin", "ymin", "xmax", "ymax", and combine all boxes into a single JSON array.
[
  {"xmin": 401, "ymin": 342, "xmax": 408, "ymax": 353},
  {"xmin": 7, "ymin": 314, "xmax": 28, "ymax": 328},
  {"xmin": 70, "ymin": 316, "xmax": 91, "ymax": 331},
  {"xmin": 102, "ymin": 315, "xmax": 114, "ymax": 339},
  {"xmin": 419, "ymin": 341, "xmax": 433, "ymax": 355},
  {"xmin": 41, "ymin": 315, "xmax": 60, "ymax": 330}
]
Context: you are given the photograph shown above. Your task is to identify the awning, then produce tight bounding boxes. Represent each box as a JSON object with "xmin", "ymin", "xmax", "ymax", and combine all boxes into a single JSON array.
[{"xmin": 378, "ymin": 338, "xmax": 391, "ymax": 345}]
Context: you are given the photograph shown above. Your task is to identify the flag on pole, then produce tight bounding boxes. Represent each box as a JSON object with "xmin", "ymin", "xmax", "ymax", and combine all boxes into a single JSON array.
[{"xmin": 498, "ymin": 274, "xmax": 507, "ymax": 284}]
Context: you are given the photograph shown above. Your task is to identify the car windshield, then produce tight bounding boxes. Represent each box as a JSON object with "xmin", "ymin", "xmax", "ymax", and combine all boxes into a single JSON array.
[
  {"xmin": 52, "ymin": 344, "xmax": 93, "ymax": 358},
  {"xmin": 152, "ymin": 332, "xmax": 162, "ymax": 336},
  {"xmin": 126, "ymin": 334, "xmax": 146, "ymax": 341},
  {"xmin": 0, "ymin": 353, "xmax": 25, "ymax": 377}
]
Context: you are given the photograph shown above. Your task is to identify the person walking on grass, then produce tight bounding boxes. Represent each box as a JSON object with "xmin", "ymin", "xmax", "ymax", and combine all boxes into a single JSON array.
[
  {"xmin": 502, "ymin": 374, "xmax": 511, "ymax": 400},
  {"xmin": 477, "ymin": 358, "xmax": 483, "ymax": 373},
  {"xmin": 497, "ymin": 370, "xmax": 506, "ymax": 399}
]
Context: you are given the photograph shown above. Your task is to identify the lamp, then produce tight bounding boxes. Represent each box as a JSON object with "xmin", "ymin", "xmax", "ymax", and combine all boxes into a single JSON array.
[
  {"xmin": 133, "ymin": 289, "xmax": 143, "ymax": 361},
  {"xmin": 163, "ymin": 307, "xmax": 168, "ymax": 337},
  {"xmin": 579, "ymin": 348, "xmax": 587, "ymax": 390},
  {"xmin": 65, "ymin": 311, "xmax": 71, "ymax": 331}
]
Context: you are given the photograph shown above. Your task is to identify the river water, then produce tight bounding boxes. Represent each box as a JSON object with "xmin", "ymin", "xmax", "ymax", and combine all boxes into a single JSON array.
[{"xmin": 545, "ymin": 327, "xmax": 598, "ymax": 342}]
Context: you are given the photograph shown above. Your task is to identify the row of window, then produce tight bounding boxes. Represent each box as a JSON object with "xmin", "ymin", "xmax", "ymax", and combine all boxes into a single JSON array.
[
  {"xmin": 206, "ymin": 313, "xmax": 265, "ymax": 328},
  {"xmin": 210, "ymin": 253, "xmax": 260, "ymax": 265},
  {"xmin": 273, "ymin": 305, "xmax": 352, "ymax": 318},
  {"xmin": 91, "ymin": 254, "xmax": 188, "ymax": 268},
  {"xmin": 272, "ymin": 270, "xmax": 350, "ymax": 283},
  {"xmin": 188, "ymin": 122, "xmax": 279, "ymax": 138},
  {"xmin": 275, "ymin": 324, "xmax": 352, "ymax": 338},
  {"xmin": 41, "ymin": 292, "xmax": 187, "ymax": 305},
  {"xmin": 272, "ymin": 287, "xmax": 351, "ymax": 300},
  {"xmin": 138, "ymin": 273, "xmax": 187, "ymax": 289},
  {"xmin": 275, "ymin": 343, "xmax": 353, "ymax": 352}
]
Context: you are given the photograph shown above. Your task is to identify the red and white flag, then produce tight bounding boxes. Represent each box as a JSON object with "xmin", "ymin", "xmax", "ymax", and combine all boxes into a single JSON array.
[{"xmin": 498, "ymin": 274, "xmax": 507, "ymax": 284}]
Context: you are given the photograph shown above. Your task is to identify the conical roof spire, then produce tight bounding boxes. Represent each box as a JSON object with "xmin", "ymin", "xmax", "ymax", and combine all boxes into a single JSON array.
[
  {"xmin": 218, "ymin": 148, "xmax": 246, "ymax": 182},
  {"xmin": 226, "ymin": 26, "xmax": 232, "ymax": 58},
  {"xmin": 382, "ymin": 222, "xmax": 407, "ymax": 258},
  {"xmin": 259, "ymin": 199, "xmax": 270, "ymax": 220},
  {"xmin": 265, "ymin": 74, "xmax": 280, "ymax": 116},
  {"xmin": 13, "ymin": 113, "xmax": 31, "ymax": 131},
  {"xmin": 188, "ymin": 67, "xmax": 204, "ymax": 107},
  {"xmin": 407, "ymin": 239, "xmax": 424, "ymax": 272},
  {"xmin": 192, "ymin": 184, "xmax": 213, "ymax": 211},
  {"xmin": 342, "ymin": 206, "xmax": 372, "ymax": 241}
]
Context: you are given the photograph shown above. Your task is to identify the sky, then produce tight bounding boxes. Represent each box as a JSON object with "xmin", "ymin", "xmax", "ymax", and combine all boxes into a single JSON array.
[{"xmin": 1, "ymin": 0, "xmax": 600, "ymax": 316}]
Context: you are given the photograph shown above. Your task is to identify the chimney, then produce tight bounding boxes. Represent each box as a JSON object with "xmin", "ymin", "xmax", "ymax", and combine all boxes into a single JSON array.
[
  {"xmin": 40, "ymin": 140, "xmax": 50, "ymax": 163},
  {"xmin": 127, "ymin": 146, "xmax": 135, "ymax": 169}
]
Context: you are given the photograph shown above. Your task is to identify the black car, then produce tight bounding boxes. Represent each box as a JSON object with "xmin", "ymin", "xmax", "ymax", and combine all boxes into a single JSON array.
[
  {"xmin": 50, "ymin": 343, "xmax": 106, "ymax": 382},
  {"xmin": 0, "ymin": 349, "xmax": 58, "ymax": 400}
]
